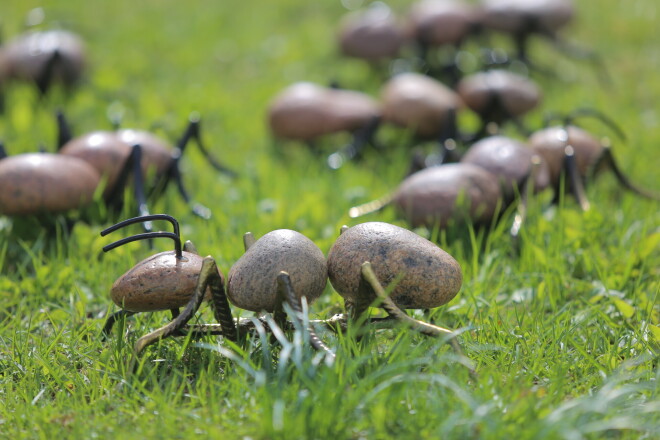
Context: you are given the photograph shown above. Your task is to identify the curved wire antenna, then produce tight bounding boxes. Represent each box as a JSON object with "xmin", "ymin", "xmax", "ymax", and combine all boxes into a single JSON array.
[
  {"xmin": 564, "ymin": 108, "xmax": 627, "ymax": 142},
  {"xmin": 543, "ymin": 108, "xmax": 627, "ymax": 142},
  {"xmin": 101, "ymin": 213, "xmax": 180, "ymax": 237},
  {"xmin": 100, "ymin": 214, "xmax": 182, "ymax": 258},
  {"xmin": 102, "ymin": 232, "xmax": 182, "ymax": 257}
]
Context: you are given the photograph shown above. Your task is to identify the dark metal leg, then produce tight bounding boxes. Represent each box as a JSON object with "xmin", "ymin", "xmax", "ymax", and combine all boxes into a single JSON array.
[
  {"xmin": 594, "ymin": 144, "xmax": 660, "ymax": 201},
  {"xmin": 35, "ymin": 50, "xmax": 62, "ymax": 95},
  {"xmin": 101, "ymin": 310, "xmax": 137, "ymax": 339},
  {"xmin": 360, "ymin": 261, "xmax": 475, "ymax": 376},
  {"xmin": 327, "ymin": 116, "xmax": 381, "ymax": 169},
  {"xmin": 105, "ymin": 144, "xmax": 152, "ymax": 230},
  {"xmin": 278, "ymin": 272, "xmax": 335, "ymax": 358},
  {"xmin": 176, "ymin": 115, "xmax": 238, "ymax": 178},
  {"xmin": 564, "ymin": 145, "xmax": 591, "ymax": 211},
  {"xmin": 56, "ymin": 110, "xmax": 73, "ymax": 149},
  {"xmin": 169, "ymin": 162, "xmax": 212, "ymax": 219},
  {"xmin": 209, "ymin": 271, "xmax": 238, "ymax": 342},
  {"xmin": 133, "ymin": 257, "xmax": 224, "ymax": 354}
]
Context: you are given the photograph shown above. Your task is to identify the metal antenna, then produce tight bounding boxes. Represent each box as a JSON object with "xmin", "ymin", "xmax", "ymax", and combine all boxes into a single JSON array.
[
  {"xmin": 564, "ymin": 108, "xmax": 627, "ymax": 142},
  {"xmin": 100, "ymin": 214, "xmax": 183, "ymax": 258}
]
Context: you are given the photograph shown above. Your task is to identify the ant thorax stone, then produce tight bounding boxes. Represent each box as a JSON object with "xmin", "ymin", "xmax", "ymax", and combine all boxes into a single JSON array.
[{"xmin": 227, "ymin": 230, "xmax": 327, "ymax": 313}]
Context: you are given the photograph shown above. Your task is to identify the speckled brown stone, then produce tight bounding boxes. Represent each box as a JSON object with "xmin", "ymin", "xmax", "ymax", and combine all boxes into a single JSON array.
[
  {"xmin": 268, "ymin": 82, "xmax": 380, "ymax": 141},
  {"xmin": 60, "ymin": 132, "xmax": 131, "ymax": 194},
  {"xmin": 528, "ymin": 125, "xmax": 603, "ymax": 186},
  {"xmin": 381, "ymin": 73, "xmax": 462, "ymax": 139},
  {"xmin": 110, "ymin": 251, "xmax": 218, "ymax": 312},
  {"xmin": 457, "ymin": 70, "xmax": 541, "ymax": 118},
  {"xmin": 481, "ymin": 0, "xmax": 574, "ymax": 35},
  {"xmin": 116, "ymin": 129, "xmax": 173, "ymax": 176},
  {"xmin": 407, "ymin": 0, "xmax": 483, "ymax": 46},
  {"xmin": 227, "ymin": 230, "xmax": 327, "ymax": 312},
  {"xmin": 461, "ymin": 135, "xmax": 551, "ymax": 197},
  {"xmin": 327, "ymin": 222, "xmax": 462, "ymax": 309},
  {"xmin": 338, "ymin": 5, "xmax": 406, "ymax": 61},
  {"xmin": 392, "ymin": 163, "xmax": 502, "ymax": 229},
  {"xmin": 60, "ymin": 130, "xmax": 172, "ymax": 196},
  {"xmin": 0, "ymin": 153, "xmax": 99, "ymax": 215},
  {"xmin": 3, "ymin": 30, "xmax": 86, "ymax": 86}
]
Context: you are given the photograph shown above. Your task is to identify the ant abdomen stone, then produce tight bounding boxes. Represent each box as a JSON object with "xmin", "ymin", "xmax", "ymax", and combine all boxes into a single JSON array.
[
  {"xmin": 0, "ymin": 153, "xmax": 99, "ymax": 215},
  {"xmin": 327, "ymin": 222, "xmax": 462, "ymax": 309},
  {"xmin": 227, "ymin": 230, "xmax": 327, "ymax": 313}
]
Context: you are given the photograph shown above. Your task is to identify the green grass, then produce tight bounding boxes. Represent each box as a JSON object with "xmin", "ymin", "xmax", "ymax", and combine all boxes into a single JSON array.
[{"xmin": 1, "ymin": 0, "xmax": 659, "ymax": 438}]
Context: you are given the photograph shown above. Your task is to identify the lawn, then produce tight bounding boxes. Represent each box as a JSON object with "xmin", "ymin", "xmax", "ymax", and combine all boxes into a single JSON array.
[{"xmin": 0, "ymin": 0, "xmax": 658, "ymax": 438}]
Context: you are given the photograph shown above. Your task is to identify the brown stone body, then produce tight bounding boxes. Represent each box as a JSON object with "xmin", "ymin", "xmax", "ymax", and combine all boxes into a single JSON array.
[
  {"xmin": 528, "ymin": 125, "xmax": 602, "ymax": 185},
  {"xmin": 110, "ymin": 251, "xmax": 217, "ymax": 312},
  {"xmin": 457, "ymin": 70, "xmax": 541, "ymax": 120},
  {"xmin": 2, "ymin": 30, "xmax": 86, "ymax": 86},
  {"xmin": 381, "ymin": 73, "xmax": 462, "ymax": 139},
  {"xmin": 327, "ymin": 222, "xmax": 462, "ymax": 309},
  {"xmin": 59, "ymin": 130, "xmax": 173, "ymax": 195},
  {"xmin": 461, "ymin": 135, "xmax": 550, "ymax": 197},
  {"xmin": 227, "ymin": 230, "xmax": 327, "ymax": 312},
  {"xmin": 481, "ymin": 0, "xmax": 574, "ymax": 35},
  {"xmin": 408, "ymin": 0, "xmax": 483, "ymax": 46},
  {"xmin": 268, "ymin": 82, "xmax": 380, "ymax": 141},
  {"xmin": 0, "ymin": 153, "xmax": 99, "ymax": 215},
  {"xmin": 338, "ymin": 5, "xmax": 406, "ymax": 60},
  {"xmin": 393, "ymin": 163, "xmax": 502, "ymax": 228}
]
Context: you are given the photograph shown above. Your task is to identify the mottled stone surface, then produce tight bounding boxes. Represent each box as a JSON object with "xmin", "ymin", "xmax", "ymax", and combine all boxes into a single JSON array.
[
  {"xmin": 529, "ymin": 125, "xmax": 602, "ymax": 186},
  {"xmin": 381, "ymin": 73, "xmax": 462, "ymax": 139},
  {"xmin": 457, "ymin": 69, "xmax": 541, "ymax": 118},
  {"xmin": 481, "ymin": 0, "xmax": 574, "ymax": 34},
  {"xmin": 461, "ymin": 135, "xmax": 551, "ymax": 197},
  {"xmin": 0, "ymin": 153, "xmax": 99, "ymax": 215},
  {"xmin": 408, "ymin": 0, "xmax": 483, "ymax": 46},
  {"xmin": 327, "ymin": 222, "xmax": 462, "ymax": 309},
  {"xmin": 393, "ymin": 163, "xmax": 502, "ymax": 228},
  {"xmin": 227, "ymin": 230, "xmax": 327, "ymax": 312},
  {"xmin": 268, "ymin": 82, "xmax": 380, "ymax": 141},
  {"xmin": 111, "ymin": 251, "xmax": 217, "ymax": 312},
  {"xmin": 339, "ymin": 5, "xmax": 405, "ymax": 60},
  {"xmin": 60, "ymin": 130, "xmax": 172, "ymax": 196},
  {"xmin": 3, "ymin": 30, "xmax": 86, "ymax": 86}
]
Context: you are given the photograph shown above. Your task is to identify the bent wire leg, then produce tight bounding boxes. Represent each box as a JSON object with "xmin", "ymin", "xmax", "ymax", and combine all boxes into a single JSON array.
[
  {"xmin": 35, "ymin": 50, "xmax": 62, "ymax": 95},
  {"xmin": 209, "ymin": 269, "xmax": 238, "ymax": 343},
  {"xmin": 56, "ymin": 110, "xmax": 74, "ymax": 148},
  {"xmin": 176, "ymin": 115, "xmax": 238, "ymax": 178},
  {"xmin": 105, "ymin": 144, "xmax": 152, "ymax": 230},
  {"xmin": 360, "ymin": 261, "xmax": 476, "ymax": 376},
  {"xmin": 168, "ymin": 160, "xmax": 212, "ymax": 219},
  {"xmin": 564, "ymin": 145, "xmax": 590, "ymax": 211},
  {"xmin": 360, "ymin": 262, "xmax": 454, "ymax": 337},
  {"xmin": 594, "ymin": 143, "xmax": 660, "ymax": 201},
  {"xmin": 327, "ymin": 115, "xmax": 381, "ymax": 169},
  {"xmin": 277, "ymin": 272, "xmax": 336, "ymax": 358},
  {"xmin": 101, "ymin": 310, "xmax": 137, "ymax": 339},
  {"xmin": 133, "ymin": 256, "xmax": 219, "ymax": 354}
]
